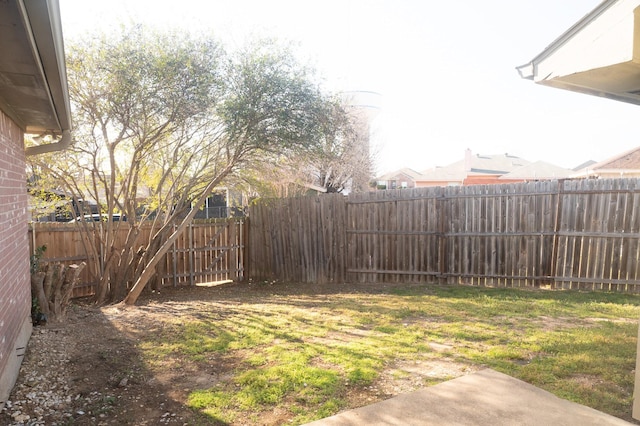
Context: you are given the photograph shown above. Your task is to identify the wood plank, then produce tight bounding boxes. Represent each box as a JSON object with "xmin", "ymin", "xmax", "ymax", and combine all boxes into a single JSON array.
[{"xmin": 29, "ymin": 177, "xmax": 640, "ymax": 297}]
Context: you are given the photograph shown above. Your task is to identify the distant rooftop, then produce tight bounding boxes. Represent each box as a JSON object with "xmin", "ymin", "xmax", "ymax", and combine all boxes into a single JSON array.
[
  {"xmin": 418, "ymin": 152, "xmax": 530, "ymax": 182},
  {"xmin": 499, "ymin": 161, "xmax": 573, "ymax": 180},
  {"xmin": 377, "ymin": 167, "xmax": 422, "ymax": 181}
]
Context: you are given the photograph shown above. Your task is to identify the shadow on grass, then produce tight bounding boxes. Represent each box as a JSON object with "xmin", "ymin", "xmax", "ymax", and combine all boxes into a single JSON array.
[
  {"xmin": 51, "ymin": 303, "xmax": 230, "ymax": 425},
  {"xmin": 124, "ymin": 281, "xmax": 640, "ymax": 424}
]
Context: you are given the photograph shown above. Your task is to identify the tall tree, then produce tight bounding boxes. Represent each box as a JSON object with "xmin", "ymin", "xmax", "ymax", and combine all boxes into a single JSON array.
[
  {"xmin": 235, "ymin": 99, "xmax": 375, "ymax": 197},
  {"xmin": 313, "ymin": 101, "xmax": 374, "ymax": 193},
  {"xmin": 29, "ymin": 28, "xmax": 344, "ymax": 304}
]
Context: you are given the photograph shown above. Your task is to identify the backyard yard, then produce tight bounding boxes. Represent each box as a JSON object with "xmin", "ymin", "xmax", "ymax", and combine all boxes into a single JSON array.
[{"xmin": 2, "ymin": 281, "xmax": 640, "ymax": 425}]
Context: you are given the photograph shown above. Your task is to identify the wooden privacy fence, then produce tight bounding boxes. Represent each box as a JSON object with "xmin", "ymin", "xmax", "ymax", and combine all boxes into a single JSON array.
[
  {"xmin": 29, "ymin": 219, "xmax": 246, "ymax": 298},
  {"xmin": 249, "ymin": 178, "xmax": 640, "ymax": 292}
]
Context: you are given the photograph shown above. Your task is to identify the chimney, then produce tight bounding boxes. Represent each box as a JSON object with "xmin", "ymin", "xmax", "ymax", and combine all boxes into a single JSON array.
[{"xmin": 464, "ymin": 148, "xmax": 472, "ymax": 172}]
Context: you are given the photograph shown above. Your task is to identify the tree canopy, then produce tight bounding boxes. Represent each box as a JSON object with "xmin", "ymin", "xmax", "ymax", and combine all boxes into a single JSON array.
[{"xmin": 29, "ymin": 27, "xmax": 355, "ymax": 304}]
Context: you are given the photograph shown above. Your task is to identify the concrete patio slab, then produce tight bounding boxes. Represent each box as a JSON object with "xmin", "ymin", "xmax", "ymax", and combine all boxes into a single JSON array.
[{"xmin": 304, "ymin": 369, "xmax": 633, "ymax": 426}]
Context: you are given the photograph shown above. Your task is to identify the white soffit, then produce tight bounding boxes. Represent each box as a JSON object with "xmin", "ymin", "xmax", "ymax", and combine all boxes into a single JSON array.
[
  {"xmin": 0, "ymin": 0, "xmax": 71, "ymax": 134},
  {"xmin": 517, "ymin": 0, "xmax": 640, "ymax": 106}
]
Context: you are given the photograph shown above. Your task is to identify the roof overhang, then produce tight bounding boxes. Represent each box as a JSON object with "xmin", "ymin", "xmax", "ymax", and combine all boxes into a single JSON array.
[
  {"xmin": 517, "ymin": 0, "xmax": 640, "ymax": 106},
  {"xmin": 0, "ymin": 0, "xmax": 71, "ymax": 149}
]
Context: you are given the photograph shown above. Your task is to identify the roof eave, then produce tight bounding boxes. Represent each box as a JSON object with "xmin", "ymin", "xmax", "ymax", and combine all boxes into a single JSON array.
[
  {"xmin": 516, "ymin": 0, "xmax": 618, "ymax": 79},
  {"xmin": 19, "ymin": 0, "xmax": 72, "ymax": 134}
]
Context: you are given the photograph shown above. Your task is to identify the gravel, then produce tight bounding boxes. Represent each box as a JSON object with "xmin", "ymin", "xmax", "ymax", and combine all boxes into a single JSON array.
[
  {"xmin": 2, "ymin": 326, "xmax": 75, "ymax": 425},
  {"xmin": 0, "ymin": 303, "xmax": 193, "ymax": 426},
  {"xmin": 0, "ymin": 326, "xmax": 123, "ymax": 426}
]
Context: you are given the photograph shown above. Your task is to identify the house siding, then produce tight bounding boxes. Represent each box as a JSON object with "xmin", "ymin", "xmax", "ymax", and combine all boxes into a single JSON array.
[
  {"xmin": 415, "ymin": 181, "xmax": 461, "ymax": 188},
  {"xmin": 379, "ymin": 173, "xmax": 417, "ymax": 189},
  {"xmin": 463, "ymin": 175, "xmax": 521, "ymax": 185},
  {"xmin": 0, "ymin": 109, "xmax": 32, "ymax": 407}
]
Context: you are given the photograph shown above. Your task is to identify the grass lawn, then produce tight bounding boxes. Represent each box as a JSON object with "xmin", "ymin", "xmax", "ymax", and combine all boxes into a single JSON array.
[{"xmin": 135, "ymin": 283, "xmax": 640, "ymax": 424}]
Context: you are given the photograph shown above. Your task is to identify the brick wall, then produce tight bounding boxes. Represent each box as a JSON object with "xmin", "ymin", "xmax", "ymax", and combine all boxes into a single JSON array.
[{"xmin": 0, "ymin": 108, "xmax": 31, "ymax": 406}]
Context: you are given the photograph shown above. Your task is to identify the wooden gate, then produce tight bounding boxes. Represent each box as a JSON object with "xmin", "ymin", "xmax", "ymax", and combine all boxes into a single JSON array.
[{"xmin": 161, "ymin": 220, "xmax": 245, "ymax": 286}]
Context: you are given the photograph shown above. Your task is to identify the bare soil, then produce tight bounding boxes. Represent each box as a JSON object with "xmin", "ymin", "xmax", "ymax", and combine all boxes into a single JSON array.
[{"xmin": 1, "ymin": 282, "xmax": 478, "ymax": 425}]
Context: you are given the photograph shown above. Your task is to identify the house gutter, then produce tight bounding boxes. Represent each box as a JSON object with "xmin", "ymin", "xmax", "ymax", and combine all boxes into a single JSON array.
[
  {"xmin": 515, "ymin": 0, "xmax": 618, "ymax": 80},
  {"xmin": 25, "ymin": 129, "xmax": 71, "ymax": 156},
  {"xmin": 18, "ymin": 0, "xmax": 73, "ymax": 156}
]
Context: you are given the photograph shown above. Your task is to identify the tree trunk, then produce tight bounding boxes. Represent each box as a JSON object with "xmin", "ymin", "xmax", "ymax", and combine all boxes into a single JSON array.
[
  {"xmin": 124, "ymin": 164, "xmax": 233, "ymax": 305},
  {"xmin": 42, "ymin": 263, "xmax": 57, "ymax": 305},
  {"xmin": 94, "ymin": 247, "xmax": 121, "ymax": 305},
  {"xmin": 34, "ymin": 262, "xmax": 86, "ymax": 323},
  {"xmin": 30, "ymin": 272, "xmax": 49, "ymax": 321},
  {"xmin": 58, "ymin": 263, "xmax": 86, "ymax": 319},
  {"xmin": 47, "ymin": 264, "xmax": 67, "ymax": 318}
]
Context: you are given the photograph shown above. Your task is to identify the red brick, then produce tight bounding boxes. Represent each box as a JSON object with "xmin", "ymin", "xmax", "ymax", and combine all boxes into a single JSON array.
[{"xmin": 0, "ymin": 108, "xmax": 30, "ymax": 393}]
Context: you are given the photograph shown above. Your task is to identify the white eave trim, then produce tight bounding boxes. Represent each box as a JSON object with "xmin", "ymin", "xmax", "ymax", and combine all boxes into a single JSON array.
[
  {"xmin": 18, "ymin": 0, "xmax": 73, "ymax": 155},
  {"xmin": 516, "ymin": 0, "xmax": 618, "ymax": 80}
]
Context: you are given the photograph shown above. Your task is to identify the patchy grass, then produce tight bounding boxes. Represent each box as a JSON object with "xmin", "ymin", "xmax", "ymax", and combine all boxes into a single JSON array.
[{"xmin": 136, "ymin": 284, "xmax": 640, "ymax": 424}]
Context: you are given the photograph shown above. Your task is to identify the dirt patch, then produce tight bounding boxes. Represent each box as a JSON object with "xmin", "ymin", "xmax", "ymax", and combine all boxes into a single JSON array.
[
  {"xmin": 0, "ymin": 282, "xmax": 534, "ymax": 424},
  {"xmin": 375, "ymin": 359, "xmax": 479, "ymax": 396}
]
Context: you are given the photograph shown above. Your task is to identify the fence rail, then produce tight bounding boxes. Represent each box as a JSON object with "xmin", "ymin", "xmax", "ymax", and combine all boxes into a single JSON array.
[
  {"xmin": 249, "ymin": 178, "xmax": 640, "ymax": 292},
  {"xmin": 29, "ymin": 219, "xmax": 246, "ymax": 298}
]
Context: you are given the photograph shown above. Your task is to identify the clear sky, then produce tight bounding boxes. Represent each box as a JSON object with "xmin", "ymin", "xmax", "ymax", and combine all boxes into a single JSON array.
[{"xmin": 59, "ymin": 0, "xmax": 638, "ymax": 175}]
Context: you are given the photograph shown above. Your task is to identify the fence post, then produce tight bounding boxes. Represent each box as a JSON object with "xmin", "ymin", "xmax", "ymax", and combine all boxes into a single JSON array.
[
  {"xmin": 549, "ymin": 180, "xmax": 565, "ymax": 286},
  {"xmin": 437, "ymin": 187, "xmax": 446, "ymax": 284},
  {"xmin": 229, "ymin": 219, "xmax": 238, "ymax": 281},
  {"xmin": 241, "ymin": 218, "xmax": 248, "ymax": 281},
  {"xmin": 190, "ymin": 223, "xmax": 196, "ymax": 286},
  {"xmin": 172, "ymin": 224, "xmax": 178, "ymax": 287}
]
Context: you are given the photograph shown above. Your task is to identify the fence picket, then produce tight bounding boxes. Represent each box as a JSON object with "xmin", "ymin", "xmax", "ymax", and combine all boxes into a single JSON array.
[
  {"xmin": 30, "ymin": 179, "xmax": 640, "ymax": 296},
  {"xmin": 29, "ymin": 219, "xmax": 246, "ymax": 298},
  {"xmin": 249, "ymin": 178, "xmax": 640, "ymax": 293}
]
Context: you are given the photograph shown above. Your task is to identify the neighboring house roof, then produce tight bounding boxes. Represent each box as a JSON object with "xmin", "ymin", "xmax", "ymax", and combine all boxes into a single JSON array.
[
  {"xmin": 386, "ymin": 153, "xmax": 578, "ymax": 186},
  {"xmin": 417, "ymin": 153, "xmax": 530, "ymax": 183},
  {"xmin": 452, "ymin": 153, "xmax": 529, "ymax": 175},
  {"xmin": 0, "ymin": 0, "xmax": 72, "ymax": 154},
  {"xmin": 594, "ymin": 145, "xmax": 640, "ymax": 169},
  {"xmin": 418, "ymin": 166, "xmax": 466, "ymax": 183},
  {"xmin": 377, "ymin": 168, "xmax": 422, "ymax": 182},
  {"xmin": 517, "ymin": 0, "xmax": 640, "ymax": 106},
  {"xmin": 498, "ymin": 161, "xmax": 573, "ymax": 180},
  {"xmin": 572, "ymin": 160, "xmax": 597, "ymax": 171},
  {"xmin": 572, "ymin": 145, "xmax": 640, "ymax": 177}
]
